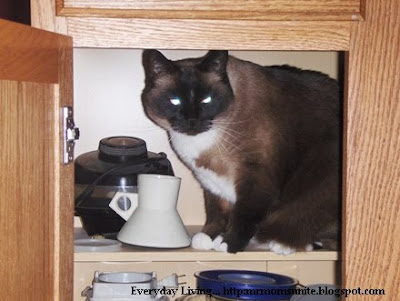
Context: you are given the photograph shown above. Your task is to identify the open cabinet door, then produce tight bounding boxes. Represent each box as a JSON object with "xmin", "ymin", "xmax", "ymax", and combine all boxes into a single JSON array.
[{"xmin": 0, "ymin": 19, "xmax": 74, "ymax": 300}]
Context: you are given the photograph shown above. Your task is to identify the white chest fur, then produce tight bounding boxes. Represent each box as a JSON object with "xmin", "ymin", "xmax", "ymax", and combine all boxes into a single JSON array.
[{"xmin": 169, "ymin": 129, "xmax": 237, "ymax": 204}]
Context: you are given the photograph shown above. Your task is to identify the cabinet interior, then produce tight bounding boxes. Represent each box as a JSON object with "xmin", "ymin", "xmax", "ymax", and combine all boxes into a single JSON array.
[{"xmin": 73, "ymin": 48, "xmax": 343, "ymax": 299}]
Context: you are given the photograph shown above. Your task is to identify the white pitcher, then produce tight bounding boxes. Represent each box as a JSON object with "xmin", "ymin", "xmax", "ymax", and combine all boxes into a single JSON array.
[{"xmin": 109, "ymin": 174, "xmax": 191, "ymax": 248}]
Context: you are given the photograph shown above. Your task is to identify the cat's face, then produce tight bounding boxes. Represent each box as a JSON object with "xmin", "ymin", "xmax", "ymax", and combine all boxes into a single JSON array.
[{"xmin": 141, "ymin": 50, "xmax": 234, "ymax": 135}]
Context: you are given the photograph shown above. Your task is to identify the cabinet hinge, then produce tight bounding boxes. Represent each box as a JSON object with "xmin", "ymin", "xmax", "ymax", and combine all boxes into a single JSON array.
[{"xmin": 62, "ymin": 106, "xmax": 80, "ymax": 164}]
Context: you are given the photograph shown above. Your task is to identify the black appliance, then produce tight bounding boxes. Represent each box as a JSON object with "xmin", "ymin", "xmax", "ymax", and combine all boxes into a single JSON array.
[{"xmin": 75, "ymin": 136, "xmax": 174, "ymax": 236}]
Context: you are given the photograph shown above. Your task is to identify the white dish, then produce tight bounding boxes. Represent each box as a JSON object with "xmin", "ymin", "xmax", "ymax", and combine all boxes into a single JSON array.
[{"xmin": 74, "ymin": 238, "xmax": 122, "ymax": 252}]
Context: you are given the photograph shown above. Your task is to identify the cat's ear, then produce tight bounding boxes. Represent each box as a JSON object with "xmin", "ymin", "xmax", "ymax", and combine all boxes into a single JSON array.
[
  {"xmin": 199, "ymin": 50, "xmax": 229, "ymax": 73},
  {"xmin": 142, "ymin": 50, "xmax": 176, "ymax": 78}
]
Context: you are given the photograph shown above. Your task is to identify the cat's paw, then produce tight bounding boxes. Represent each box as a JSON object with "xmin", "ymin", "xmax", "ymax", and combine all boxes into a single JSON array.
[
  {"xmin": 212, "ymin": 235, "xmax": 228, "ymax": 252},
  {"xmin": 305, "ymin": 244, "xmax": 314, "ymax": 251},
  {"xmin": 267, "ymin": 240, "xmax": 296, "ymax": 255},
  {"xmin": 191, "ymin": 232, "xmax": 213, "ymax": 250},
  {"xmin": 221, "ymin": 232, "xmax": 249, "ymax": 253}
]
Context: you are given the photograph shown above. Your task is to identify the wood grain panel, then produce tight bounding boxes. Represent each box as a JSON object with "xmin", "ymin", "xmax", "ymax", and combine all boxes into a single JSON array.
[
  {"xmin": 344, "ymin": 0, "xmax": 400, "ymax": 297},
  {"xmin": 67, "ymin": 18, "xmax": 351, "ymax": 50},
  {"xmin": 57, "ymin": 0, "xmax": 362, "ymax": 21},
  {"xmin": 0, "ymin": 19, "xmax": 61, "ymax": 83},
  {"xmin": 64, "ymin": 0, "xmax": 360, "ymax": 11},
  {"xmin": 31, "ymin": 0, "xmax": 68, "ymax": 34},
  {"xmin": 0, "ymin": 81, "xmax": 55, "ymax": 300},
  {"xmin": 0, "ymin": 19, "xmax": 74, "ymax": 300}
]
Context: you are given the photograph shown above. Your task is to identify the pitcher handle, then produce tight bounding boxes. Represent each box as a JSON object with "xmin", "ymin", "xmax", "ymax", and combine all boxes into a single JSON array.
[{"xmin": 109, "ymin": 192, "xmax": 138, "ymax": 221}]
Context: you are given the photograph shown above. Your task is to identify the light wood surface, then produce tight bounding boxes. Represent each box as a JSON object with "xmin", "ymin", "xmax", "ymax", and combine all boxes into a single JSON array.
[
  {"xmin": 75, "ymin": 249, "xmax": 339, "ymax": 262},
  {"xmin": 344, "ymin": 0, "xmax": 400, "ymax": 298},
  {"xmin": 31, "ymin": 0, "xmax": 68, "ymax": 34},
  {"xmin": 0, "ymin": 20, "xmax": 60, "ymax": 83},
  {"xmin": 0, "ymin": 19, "xmax": 73, "ymax": 300},
  {"xmin": 0, "ymin": 80, "xmax": 55, "ymax": 300},
  {"xmin": 57, "ymin": 0, "xmax": 362, "ymax": 21},
  {"xmin": 67, "ymin": 18, "xmax": 351, "ymax": 50}
]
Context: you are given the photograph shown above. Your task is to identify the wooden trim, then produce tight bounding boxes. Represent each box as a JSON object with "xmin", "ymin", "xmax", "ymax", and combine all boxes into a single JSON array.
[
  {"xmin": 359, "ymin": 0, "xmax": 367, "ymax": 20},
  {"xmin": 57, "ymin": 7, "xmax": 363, "ymax": 21},
  {"xmin": 56, "ymin": 0, "xmax": 64, "ymax": 16},
  {"xmin": 344, "ymin": 0, "xmax": 400, "ymax": 296},
  {"xmin": 56, "ymin": 0, "xmax": 362, "ymax": 21},
  {"xmin": 342, "ymin": 51, "xmax": 350, "ymax": 284},
  {"xmin": 67, "ymin": 18, "xmax": 351, "ymax": 50},
  {"xmin": 55, "ymin": 36, "xmax": 74, "ymax": 301}
]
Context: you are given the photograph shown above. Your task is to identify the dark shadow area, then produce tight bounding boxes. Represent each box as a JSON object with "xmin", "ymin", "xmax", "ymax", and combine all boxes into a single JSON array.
[{"xmin": 0, "ymin": 0, "xmax": 30, "ymax": 25}]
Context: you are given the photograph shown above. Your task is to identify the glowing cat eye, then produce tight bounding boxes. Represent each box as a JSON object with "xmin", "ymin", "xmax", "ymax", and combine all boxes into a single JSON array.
[
  {"xmin": 201, "ymin": 96, "xmax": 212, "ymax": 104},
  {"xmin": 170, "ymin": 98, "xmax": 181, "ymax": 106}
]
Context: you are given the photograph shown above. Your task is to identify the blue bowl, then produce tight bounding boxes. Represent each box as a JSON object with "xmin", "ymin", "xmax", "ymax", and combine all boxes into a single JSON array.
[{"xmin": 195, "ymin": 270, "xmax": 298, "ymax": 301}]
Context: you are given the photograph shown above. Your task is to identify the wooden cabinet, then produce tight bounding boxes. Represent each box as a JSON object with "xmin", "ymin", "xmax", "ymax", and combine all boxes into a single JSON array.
[
  {"xmin": 0, "ymin": 19, "xmax": 74, "ymax": 300},
  {"xmin": 1, "ymin": 0, "xmax": 399, "ymax": 299}
]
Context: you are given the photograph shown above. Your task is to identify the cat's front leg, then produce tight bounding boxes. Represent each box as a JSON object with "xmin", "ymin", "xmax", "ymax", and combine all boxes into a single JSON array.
[
  {"xmin": 222, "ymin": 172, "xmax": 276, "ymax": 253},
  {"xmin": 222, "ymin": 204, "xmax": 267, "ymax": 253},
  {"xmin": 202, "ymin": 190, "xmax": 232, "ymax": 238},
  {"xmin": 191, "ymin": 190, "xmax": 231, "ymax": 250}
]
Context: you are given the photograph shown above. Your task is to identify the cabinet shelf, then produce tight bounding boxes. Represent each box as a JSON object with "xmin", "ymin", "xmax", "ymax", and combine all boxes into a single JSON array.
[{"xmin": 74, "ymin": 227, "xmax": 339, "ymax": 262}]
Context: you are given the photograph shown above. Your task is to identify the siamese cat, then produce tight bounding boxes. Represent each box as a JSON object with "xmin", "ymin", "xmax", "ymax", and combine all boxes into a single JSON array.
[{"xmin": 141, "ymin": 50, "xmax": 340, "ymax": 254}]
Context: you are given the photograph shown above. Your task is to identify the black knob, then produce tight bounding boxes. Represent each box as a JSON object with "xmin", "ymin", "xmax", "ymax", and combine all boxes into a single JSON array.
[{"xmin": 98, "ymin": 136, "xmax": 148, "ymax": 163}]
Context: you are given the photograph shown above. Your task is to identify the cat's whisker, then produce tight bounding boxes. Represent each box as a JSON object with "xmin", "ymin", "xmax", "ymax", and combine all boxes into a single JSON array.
[
  {"xmin": 167, "ymin": 133, "xmax": 177, "ymax": 146},
  {"xmin": 218, "ymin": 140, "xmax": 230, "ymax": 154},
  {"xmin": 218, "ymin": 128, "xmax": 245, "ymax": 143},
  {"xmin": 212, "ymin": 131, "xmax": 232, "ymax": 155},
  {"xmin": 212, "ymin": 125, "xmax": 239, "ymax": 142},
  {"xmin": 214, "ymin": 140, "xmax": 224, "ymax": 160},
  {"xmin": 221, "ymin": 125, "xmax": 263, "ymax": 141},
  {"xmin": 212, "ymin": 118, "xmax": 251, "ymax": 125},
  {"xmin": 124, "ymin": 126, "xmax": 162, "ymax": 134},
  {"xmin": 221, "ymin": 126, "xmax": 264, "ymax": 143},
  {"xmin": 217, "ymin": 130, "xmax": 245, "ymax": 156},
  {"xmin": 216, "ymin": 137, "xmax": 235, "ymax": 160},
  {"xmin": 220, "ymin": 127, "xmax": 248, "ymax": 139},
  {"xmin": 212, "ymin": 124, "xmax": 253, "ymax": 141}
]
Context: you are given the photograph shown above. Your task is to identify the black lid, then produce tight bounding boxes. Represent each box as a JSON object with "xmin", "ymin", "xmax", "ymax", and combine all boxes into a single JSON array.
[
  {"xmin": 98, "ymin": 136, "xmax": 148, "ymax": 163},
  {"xmin": 75, "ymin": 136, "xmax": 174, "ymax": 186}
]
